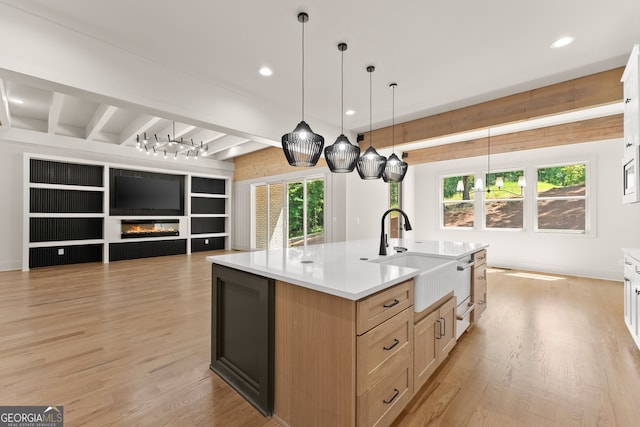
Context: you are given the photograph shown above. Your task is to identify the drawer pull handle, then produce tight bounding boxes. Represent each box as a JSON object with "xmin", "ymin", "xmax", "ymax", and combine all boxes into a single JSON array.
[
  {"xmin": 456, "ymin": 303, "xmax": 475, "ymax": 320},
  {"xmin": 440, "ymin": 317, "xmax": 446, "ymax": 336},
  {"xmin": 457, "ymin": 261, "xmax": 475, "ymax": 271},
  {"xmin": 383, "ymin": 299, "xmax": 400, "ymax": 308},
  {"xmin": 477, "ymin": 275, "xmax": 485, "ymax": 280},
  {"xmin": 383, "ymin": 388, "xmax": 400, "ymax": 405},
  {"xmin": 435, "ymin": 320, "xmax": 442, "ymax": 339},
  {"xmin": 383, "ymin": 338, "xmax": 400, "ymax": 351}
]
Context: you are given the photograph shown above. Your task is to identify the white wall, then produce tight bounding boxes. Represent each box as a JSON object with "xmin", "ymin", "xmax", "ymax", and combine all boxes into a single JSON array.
[
  {"xmin": 345, "ymin": 159, "xmax": 417, "ymax": 242},
  {"xmin": 408, "ymin": 138, "xmax": 640, "ymax": 280},
  {"xmin": 0, "ymin": 137, "xmax": 233, "ymax": 271}
]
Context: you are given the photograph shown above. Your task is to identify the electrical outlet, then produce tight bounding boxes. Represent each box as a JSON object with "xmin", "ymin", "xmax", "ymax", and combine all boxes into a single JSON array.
[
  {"xmin": 205, "ymin": 239, "xmax": 209, "ymax": 245},
  {"xmin": 58, "ymin": 248, "xmax": 64, "ymax": 256}
]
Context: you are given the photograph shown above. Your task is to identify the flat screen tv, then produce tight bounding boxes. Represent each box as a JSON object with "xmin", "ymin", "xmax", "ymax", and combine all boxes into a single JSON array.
[{"xmin": 115, "ymin": 175, "xmax": 181, "ymax": 210}]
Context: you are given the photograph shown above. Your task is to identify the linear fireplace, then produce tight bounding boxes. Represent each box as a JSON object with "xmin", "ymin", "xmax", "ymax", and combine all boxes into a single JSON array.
[{"xmin": 121, "ymin": 219, "xmax": 179, "ymax": 239}]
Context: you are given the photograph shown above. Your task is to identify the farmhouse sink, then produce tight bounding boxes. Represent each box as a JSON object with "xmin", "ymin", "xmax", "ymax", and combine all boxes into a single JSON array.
[{"xmin": 371, "ymin": 254, "xmax": 458, "ymax": 312}]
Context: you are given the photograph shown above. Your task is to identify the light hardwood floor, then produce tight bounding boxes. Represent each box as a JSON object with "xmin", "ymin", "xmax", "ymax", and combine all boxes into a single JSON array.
[{"xmin": 1, "ymin": 254, "xmax": 639, "ymax": 426}]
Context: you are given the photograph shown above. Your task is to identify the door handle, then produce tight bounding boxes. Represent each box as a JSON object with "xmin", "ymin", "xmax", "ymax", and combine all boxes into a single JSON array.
[
  {"xmin": 383, "ymin": 388, "xmax": 400, "ymax": 404},
  {"xmin": 435, "ymin": 320, "xmax": 441, "ymax": 339}
]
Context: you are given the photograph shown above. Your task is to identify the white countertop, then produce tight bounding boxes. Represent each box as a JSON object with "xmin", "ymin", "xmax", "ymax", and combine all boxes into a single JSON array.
[
  {"xmin": 624, "ymin": 248, "xmax": 640, "ymax": 262},
  {"xmin": 207, "ymin": 239, "xmax": 488, "ymax": 300}
]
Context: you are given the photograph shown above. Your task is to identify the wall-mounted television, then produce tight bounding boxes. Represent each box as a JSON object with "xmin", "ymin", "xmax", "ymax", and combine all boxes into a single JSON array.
[{"xmin": 115, "ymin": 175, "xmax": 181, "ymax": 210}]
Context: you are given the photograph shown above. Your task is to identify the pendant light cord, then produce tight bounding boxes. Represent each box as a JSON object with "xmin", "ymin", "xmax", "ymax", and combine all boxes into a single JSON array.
[
  {"xmin": 369, "ymin": 68, "xmax": 373, "ymax": 148},
  {"xmin": 391, "ymin": 84, "xmax": 396, "ymax": 153},
  {"xmin": 301, "ymin": 17, "xmax": 305, "ymax": 121},
  {"xmin": 340, "ymin": 48, "xmax": 344, "ymax": 133}
]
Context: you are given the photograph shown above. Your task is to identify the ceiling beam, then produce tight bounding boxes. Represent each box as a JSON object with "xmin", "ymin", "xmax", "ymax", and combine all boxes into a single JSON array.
[
  {"xmin": 156, "ymin": 122, "xmax": 196, "ymax": 140},
  {"xmin": 404, "ymin": 115, "xmax": 623, "ymax": 165},
  {"xmin": 214, "ymin": 141, "xmax": 267, "ymax": 161},
  {"xmin": 119, "ymin": 114, "xmax": 161, "ymax": 145},
  {"xmin": 85, "ymin": 104, "xmax": 117, "ymax": 141},
  {"xmin": 0, "ymin": 78, "xmax": 11, "ymax": 127},
  {"xmin": 48, "ymin": 92, "xmax": 65, "ymax": 134},
  {"xmin": 205, "ymin": 135, "xmax": 251, "ymax": 156},
  {"xmin": 360, "ymin": 67, "xmax": 624, "ymax": 150},
  {"xmin": 233, "ymin": 147, "xmax": 327, "ymax": 181}
]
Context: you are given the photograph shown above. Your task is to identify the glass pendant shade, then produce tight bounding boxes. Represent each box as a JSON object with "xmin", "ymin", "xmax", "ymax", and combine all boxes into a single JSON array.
[
  {"xmin": 495, "ymin": 176, "xmax": 504, "ymax": 189},
  {"xmin": 475, "ymin": 178, "xmax": 484, "ymax": 191},
  {"xmin": 282, "ymin": 120, "xmax": 324, "ymax": 167},
  {"xmin": 357, "ymin": 146, "xmax": 387, "ymax": 180},
  {"xmin": 456, "ymin": 179, "xmax": 465, "ymax": 192},
  {"xmin": 382, "ymin": 153, "xmax": 408, "ymax": 183},
  {"xmin": 325, "ymin": 134, "xmax": 359, "ymax": 172},
  {"xmin": 518, "ymin": 176, "xmax": 527, "ymax": 187}
]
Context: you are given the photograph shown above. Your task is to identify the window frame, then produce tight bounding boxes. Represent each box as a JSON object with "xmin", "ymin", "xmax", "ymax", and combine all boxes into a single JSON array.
[
  {"xmin": 482, "ymin": 168, "xmax": 526, "ymax": 231},
  {"xmin": 534, "ymin": 161, "xmax": 590, "ymax": 235},
  {"xmin": 440, "ymin": 172, "xmax": 476, "ymax": 230}
]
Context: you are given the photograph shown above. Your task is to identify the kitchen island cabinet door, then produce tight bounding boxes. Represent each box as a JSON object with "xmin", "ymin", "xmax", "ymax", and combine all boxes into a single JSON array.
[{"xmin": 210, "ymin": 264, "xmax": 274, "ymax": 416}]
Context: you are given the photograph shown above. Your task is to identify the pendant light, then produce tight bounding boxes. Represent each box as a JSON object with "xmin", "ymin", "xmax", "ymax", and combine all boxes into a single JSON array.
[
  {"xmin": 356, "ymin": 66, "xmax": 387, "ymax": 180},
  {"xmin": 382, "ymin": 83, "xmax": 408, "ymax": 182},
  {"xmin": 281, "ymin": 12, "xmax": 324, "ymax": 167},
  {"xmin": 324, "ymin": 43, "xmax": 359, "ymax": 172}
]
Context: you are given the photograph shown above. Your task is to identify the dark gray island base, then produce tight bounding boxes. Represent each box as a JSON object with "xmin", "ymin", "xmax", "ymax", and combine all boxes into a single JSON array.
[{"xmin": 210, "ymin": 264, "xmax": 274, "ymax": 416}]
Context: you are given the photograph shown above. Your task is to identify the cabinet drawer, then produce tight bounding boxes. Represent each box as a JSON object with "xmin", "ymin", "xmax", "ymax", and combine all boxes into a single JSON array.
[
  {"xmin": 472, "ymin": 280, "xmax": 487, "ymax": 321},
  {"xmin": 357, "ymin": 280, "xmax": 413, "ymax": 335},
  {"xmin": 473, "ymin": 264, "xmax": 487, "ymax": 287},
  {"xmin": 357, "ymin": 355, "xmax": 412, "ymax": 427},
  {"xmin": 357, "ymin": 308, "xmax": 412, "ymax": 396},
  {"xmin": 473, "ymin": 249, "xmax": 487, "ymax": 267}
]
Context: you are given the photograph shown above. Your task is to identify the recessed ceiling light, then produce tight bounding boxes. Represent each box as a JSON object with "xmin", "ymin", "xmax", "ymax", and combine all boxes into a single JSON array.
[
  {"xmin": 345, "ymin": 109, "xmax": 355, "ymax": 116},
  {"xmin": 551, "ymin": 36, "xmax": 574, "ymax": 48},
  {"xmin": 9, "ymin": 98, "xmax": 24, "ymax": 104},
  {"xmin": 259, "ymin": 66, "xmax": 273, "ymax": 76}
]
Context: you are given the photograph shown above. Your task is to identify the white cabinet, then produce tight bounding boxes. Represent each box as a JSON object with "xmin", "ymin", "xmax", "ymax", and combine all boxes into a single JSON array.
[
  {"xmin": 623, "ymin": 250, "xmax": 640, "ymax": 349},
  {"xmin": 622, "ymin": 44, "xmax": 640, "ymax": 204}
]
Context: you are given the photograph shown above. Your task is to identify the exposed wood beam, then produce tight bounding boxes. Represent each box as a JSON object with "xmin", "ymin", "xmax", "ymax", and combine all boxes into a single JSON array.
[
  {"xmin": 404, "ymin": 115, "xmax": 623, "ymax": 165},
  {"xmin": 85, "ymin": 104, "xmax": 117, "ymax": 141},
  {"xmin": 0, "ymin": 78, "xmax": 11, "ymax": 127},
  {"xmin": 360, "ymin": 67, "xmax": 624, "ymax": 150},
  {"xmin": 233, "ymin": 147, "xmax": 326, "ymax": 182},
  {"xmin": 48, "ymin": 92, "xmax": 65, "ymax": 134},
  {"xmin": 119, "ymin": 114, "xmax": 161, "ymax": 145}
]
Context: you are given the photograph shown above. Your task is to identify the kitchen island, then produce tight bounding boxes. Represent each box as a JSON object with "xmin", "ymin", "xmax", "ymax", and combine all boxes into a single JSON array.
[{"xmin": 207, "ymin": 238, "xmax": 487, "ymax": 427}]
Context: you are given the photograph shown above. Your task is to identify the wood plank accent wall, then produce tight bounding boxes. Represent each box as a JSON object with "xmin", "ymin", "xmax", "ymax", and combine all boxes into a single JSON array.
[
  {"xmin": 233, "ymin": 147, "xmax": 326, "ymax": 182},
  {"xmin": 404, "ymin": 115, "xmax": 623, "ymax": 165},
  {"xmin": 233, "ymin": 67, "xmax": 623, "ymax": 181},
  {"xmin": 360, "ymin": 67, "xmax": 623, "ymax": 149}
]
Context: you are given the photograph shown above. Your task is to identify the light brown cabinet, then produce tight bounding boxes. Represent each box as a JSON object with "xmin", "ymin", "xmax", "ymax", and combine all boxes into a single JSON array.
[
  {"xmin": 471, "ymin": 249, "xmax": 487, "ymax": 322},
  {"xmin": 274, "ymin": 279, "xmax": 414, "ymax": 427},
  {"xmin": 413, "ymin": 295, "xmax": 456, "ymax": 392}
]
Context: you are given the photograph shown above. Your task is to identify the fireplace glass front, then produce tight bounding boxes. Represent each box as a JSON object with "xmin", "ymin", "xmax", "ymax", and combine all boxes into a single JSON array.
[{"xmin": 121, "ymin": 219, "xmax": 179, "ymax": 239}]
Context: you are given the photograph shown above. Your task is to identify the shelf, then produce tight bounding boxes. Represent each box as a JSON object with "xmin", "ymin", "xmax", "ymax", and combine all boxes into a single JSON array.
[
  {"xmin": 29, "ymin": 239, "xmax": 105, "ymax": 248},
  {"xmin": 29, "ymin": 213, "xmax": 105, "ymax": 218},
  {"xmin": 189, "ymin": 232, "xmax": 229, "ymax": 238},
  {"xmin": 190, "ymin": 192, "xmax": 228, "ymax": 199},
  {"xmin": 29, "ymin": 183, "xmax": 105, "ymax": 192},
  {"xmin": 190, "ymin": 214, "xmax": 228, "ymax": 218}
]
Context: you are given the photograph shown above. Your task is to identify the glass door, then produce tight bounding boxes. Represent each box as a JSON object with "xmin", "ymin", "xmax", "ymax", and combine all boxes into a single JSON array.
[{"xmin": 253, "ymin": 177, "xmax": 324, "ymax": 250}]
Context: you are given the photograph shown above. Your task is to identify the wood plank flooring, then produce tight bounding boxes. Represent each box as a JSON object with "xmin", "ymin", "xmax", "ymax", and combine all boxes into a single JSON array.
[{"xmin": 1, "ymin": 255, "xmax": 639, "ymax": 426}]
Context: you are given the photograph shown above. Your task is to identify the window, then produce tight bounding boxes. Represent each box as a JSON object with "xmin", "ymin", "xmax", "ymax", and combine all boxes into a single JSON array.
[
  {"xmin": 442, "ymin": 174, "xmax": 475, "ymax": 228},
  {"xmin": 484, "ymin": 170, "xmax": 525, "ymax": 229},
  {"xmin": 536, "ymin": 163, "xmax": 587, "ymax": 233}
]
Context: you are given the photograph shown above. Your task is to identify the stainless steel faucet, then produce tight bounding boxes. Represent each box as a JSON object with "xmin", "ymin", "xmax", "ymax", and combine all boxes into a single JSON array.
[{"xmin": 379, "ymin": 208, "xmax": 413, "ymax": 256}]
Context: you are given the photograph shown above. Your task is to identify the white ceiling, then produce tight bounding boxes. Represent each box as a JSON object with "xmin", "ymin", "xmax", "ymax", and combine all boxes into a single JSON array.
[{"xmin": 0, "ymin": 0, "xmax": 639, "ymax": 164}]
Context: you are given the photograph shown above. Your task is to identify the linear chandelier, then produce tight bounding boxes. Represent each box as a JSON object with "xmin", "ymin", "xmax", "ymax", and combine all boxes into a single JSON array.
[{"xmin": 136, "ymin": 121, "xmax": 208, "ymax": 160}]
